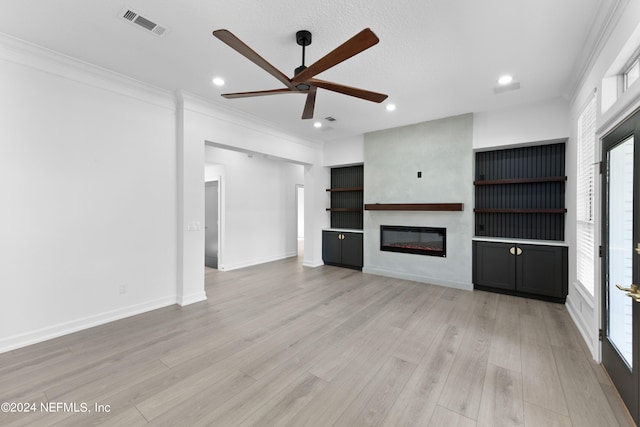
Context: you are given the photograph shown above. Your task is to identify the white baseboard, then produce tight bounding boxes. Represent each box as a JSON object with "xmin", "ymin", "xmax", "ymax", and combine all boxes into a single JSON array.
[
  {"xmin": 220, "ymin": 251, "xmax": 297, "ymax": 271},
  {"xmin": 566, "ymin": 293, "xmax": 599, "ymax": 362},
  {"xmin": 0, "ymin": 296, "xmax": 177, "ymax": 354},
  {"xmin": 362, "ymin": 266, "xmax": 473, "ymax": 291},
  {"xmin": 302, "ymin": 259, "xmax": 324, "ymax": 268},
  {"xmin": 177, "ymin": 291, "xmax": 208, "ymax": 307}
]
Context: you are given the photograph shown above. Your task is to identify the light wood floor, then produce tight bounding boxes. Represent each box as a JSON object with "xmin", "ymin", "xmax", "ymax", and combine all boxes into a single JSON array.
[{"xmin": 0, "ymin": 256, "xmax": 635, "ymax": 426}]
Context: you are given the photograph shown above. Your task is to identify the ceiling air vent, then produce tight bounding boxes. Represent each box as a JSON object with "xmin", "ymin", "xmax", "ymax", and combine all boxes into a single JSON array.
[{"xmin": 120, "ymin": 8, "xmax": 168, "ymax": 37}]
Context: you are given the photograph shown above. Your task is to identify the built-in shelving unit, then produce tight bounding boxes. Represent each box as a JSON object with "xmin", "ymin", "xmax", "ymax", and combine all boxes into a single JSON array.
[
  {"xmin": 472, "ymin": 141, "xmax": 568, "ymax": 302},
  {"xmin": 474, "ymin": 142, "xmax": 566, "ymax": 241},
  {"xmin": 327, "ymin": 165, "xmax": 363, "ymax": 230},
  {"xmin": 323, "ymin": 165, "xmax": 364, "ymax": 269}
]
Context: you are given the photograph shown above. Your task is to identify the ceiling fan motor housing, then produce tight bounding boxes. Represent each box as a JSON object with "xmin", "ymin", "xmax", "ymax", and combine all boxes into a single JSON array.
[{"xmin": 296, "ymin": 30, "xmax": 312, "ymax": 47}]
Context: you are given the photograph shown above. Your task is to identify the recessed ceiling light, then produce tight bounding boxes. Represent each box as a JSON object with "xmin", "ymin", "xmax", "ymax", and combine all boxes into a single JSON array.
[
  {"xmin": 314, "ymin": 122, "xmax": 322, "ymax": 128},
  {"xmin": 212, "ymin": 77, "xmax": 225, "ymax": 86},
  {"xmin": 497, "ymin": 75, "xmax": 513, "ymax": 85},
  {"xmin": 386, "ymin": 103, "xmax": 396, "ymax": 112}
]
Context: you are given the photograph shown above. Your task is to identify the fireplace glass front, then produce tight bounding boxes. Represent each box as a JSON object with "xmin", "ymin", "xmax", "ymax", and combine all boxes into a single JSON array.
[{"xmin": 380, "ymin": 225, "xmax": 446, "ymax": 257}]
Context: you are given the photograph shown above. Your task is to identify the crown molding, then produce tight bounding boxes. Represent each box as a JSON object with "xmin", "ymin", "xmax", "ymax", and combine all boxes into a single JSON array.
[
  {"xmin": 566, "ymin": 0, "xmax": 628, "ymax": 104},
  {"xmin": 0, "ymin": 31, "xmax": 175, "ymax": 111},
  {"xmin": 177, "ymin": 90, "xmax": 323, "ymax": 150}
]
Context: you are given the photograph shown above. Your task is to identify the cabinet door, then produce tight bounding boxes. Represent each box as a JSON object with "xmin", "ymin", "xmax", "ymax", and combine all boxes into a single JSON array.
[
  {"xmin": 474, "ymin": 241, "xmax": 516, "ymax": 291},
  {"xmin": 516, "ymin": 244, "xmax": 567, "ymax": 298},
  {"xmin": 322, "ymin": 231, "xmax": 343, "ymax": 265},
  {"xmin": 341, "ymin": 232, "xmax": 363, "ymax": 268}
]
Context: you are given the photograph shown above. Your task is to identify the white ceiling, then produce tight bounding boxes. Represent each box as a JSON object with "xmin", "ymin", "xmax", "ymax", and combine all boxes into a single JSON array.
[{"xmin": 0, "ymin": 0, "xmax": 611, "ymax": 143}]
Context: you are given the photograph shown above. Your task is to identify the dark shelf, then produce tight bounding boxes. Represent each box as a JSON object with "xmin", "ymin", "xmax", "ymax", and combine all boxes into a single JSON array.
[
  {"xmin": 326, "ymin": 208, "xmax": 363, "ymax": 212},
  {"xmin": 326, "ymin": 187, "xmax": 363, "ymax": 192},
  {"xmin": 474, "ymin": 208, "xmax": 567, "ymax": 214},
  {"xmin": 365, "ymin": 203, "xmax": 464, "ymax": 211},
  {"xmin": 474, "ymin": 176, "xmax": 567, "ymax": 185}
]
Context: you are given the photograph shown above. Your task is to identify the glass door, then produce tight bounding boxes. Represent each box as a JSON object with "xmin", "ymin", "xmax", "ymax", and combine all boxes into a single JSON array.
[{"xmin": 602, "ymin": 110, "xmax": 640, "ymax": 424}]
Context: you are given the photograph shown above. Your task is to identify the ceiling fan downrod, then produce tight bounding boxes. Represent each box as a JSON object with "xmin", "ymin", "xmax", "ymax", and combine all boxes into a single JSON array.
[{"xmin": 295, "ymin": 30, "xmax": 312, "ymax": 90}]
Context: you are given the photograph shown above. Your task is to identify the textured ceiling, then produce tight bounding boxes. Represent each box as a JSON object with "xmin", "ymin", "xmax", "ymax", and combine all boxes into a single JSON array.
[{"xmin": 0, "ymin": 0, "xmax": 611, "ymax": 143}]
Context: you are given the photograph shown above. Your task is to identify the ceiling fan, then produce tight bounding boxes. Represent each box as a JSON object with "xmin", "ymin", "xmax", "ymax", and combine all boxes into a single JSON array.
[{"xmin": 212, "ymin": 28, "xmax": 388, "ymax": 119}]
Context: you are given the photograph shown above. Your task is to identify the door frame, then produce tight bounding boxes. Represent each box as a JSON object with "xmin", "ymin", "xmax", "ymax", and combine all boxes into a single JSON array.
[{"xmin": 601, "ymin": 108, "xmax": 640, "ymax": 424}]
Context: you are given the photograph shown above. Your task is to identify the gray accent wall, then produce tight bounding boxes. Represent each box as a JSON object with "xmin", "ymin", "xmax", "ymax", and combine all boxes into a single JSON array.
[{"xmin": 363, "ymin": 114, "xmax": 474, "ymax": 290}]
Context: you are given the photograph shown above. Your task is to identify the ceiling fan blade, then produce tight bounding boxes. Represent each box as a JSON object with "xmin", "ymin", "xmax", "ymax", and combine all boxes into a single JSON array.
[
  {"xmin": 302, "ymin": 87, "xmax": 317, "ymax": 119},
  {"xmin": 309, "ymin": 78, "xmax": 388, "ymax": 103},
  {"xmin": 221, "ymin": 88, "xmax": 302, "ymax": 99},
  {"xmin": 292, "ymin": 28, "xmax": 379, "ymax": 84},
  {"xmin": 213, "ymin": 29, "xmax": 296, "ymax": 90}
]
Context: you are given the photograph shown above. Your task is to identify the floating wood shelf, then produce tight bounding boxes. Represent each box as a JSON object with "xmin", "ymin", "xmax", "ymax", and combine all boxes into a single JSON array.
[
  {"xmin": 364, "ymin": 203, "xmax": 464, "ymax": 211},
  {"xmin": 473, "ymin": 176, "xmax": 567, "ymax": 185},
  {"xmin": 473, "ymin": 208, "xmax": 567, "ymax": 214},
  {"xmin": 326, "ymin": 208, "xmax": 363, "ymax": 212},
  {"xmin": 326, "ymin": 187, "xmax": 364, "ymax": 192}
]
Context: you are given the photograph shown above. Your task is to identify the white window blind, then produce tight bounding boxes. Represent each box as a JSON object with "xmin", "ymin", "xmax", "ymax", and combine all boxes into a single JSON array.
[{"xmin": 576, "ymin": 93, "xmax": 597, "ymax": 295}]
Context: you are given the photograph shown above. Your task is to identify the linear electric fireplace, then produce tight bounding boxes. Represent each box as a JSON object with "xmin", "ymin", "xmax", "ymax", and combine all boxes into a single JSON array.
[{"xmin": 380, "ymin": 225, "xmax": 446, "ymax": 257}]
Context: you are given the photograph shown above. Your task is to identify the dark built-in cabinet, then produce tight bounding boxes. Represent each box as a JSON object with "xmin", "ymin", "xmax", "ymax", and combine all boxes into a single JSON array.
[
  {"xmin": 473, "ymin": 241, "xmax": 568, "ymax": 302},
  {"xmin": 322, "ymin": 230, "xmax": 363, "ymax": 270},
  {"xmin": 473, "ymin": 142, "xmax": 568, "ymax": 302},
  {"xmin": 323, "ymin": 165, "xmax": 364, "ymax": 270}
]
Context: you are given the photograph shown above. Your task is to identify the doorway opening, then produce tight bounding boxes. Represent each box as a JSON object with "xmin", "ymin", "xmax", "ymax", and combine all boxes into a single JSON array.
[
  {"xmin": 205, "ymin": 180, "xmax": 220, "ymax": 269},
  {"xmin": 297, "ymin": 184, "xmax": 304, "ymax": 259}
]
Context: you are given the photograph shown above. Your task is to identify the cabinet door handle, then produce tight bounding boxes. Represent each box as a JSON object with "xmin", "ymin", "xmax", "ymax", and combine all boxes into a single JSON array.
[
  {"xmin": 509, "ymin": 247, "xmax": 516, "ymax": 255},
  {"xmin": 516, "ymin": 247, "xmax": 523, "ymax": 256}
]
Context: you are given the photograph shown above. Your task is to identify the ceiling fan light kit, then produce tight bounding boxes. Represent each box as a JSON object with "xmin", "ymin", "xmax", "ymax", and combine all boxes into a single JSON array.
[{"xmin": 212, "ymin": 28, "xmax": 388, "ymax": 119}]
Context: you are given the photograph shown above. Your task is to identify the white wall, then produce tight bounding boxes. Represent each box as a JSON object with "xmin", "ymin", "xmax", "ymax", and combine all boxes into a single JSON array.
[
  {"xmin": 323, "ymin": 134, "xmax": 365, "ymax": 166},
  {"xmin": 204, "ymin": 146, "xmax": 304, "ymax": 270},
  {"xmin": 473, "ymin": 97, "xmax": 570, "ymax": 149},
  {"xmin": 0, "ymin": 37, "xmax": 178, "ymax": 352},
  {"xmin": 363, "ymin": 114, "xmax": 474, "ymax": 289}
]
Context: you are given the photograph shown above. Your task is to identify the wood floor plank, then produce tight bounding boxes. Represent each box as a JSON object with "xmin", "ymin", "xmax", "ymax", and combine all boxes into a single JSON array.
[
  {"xmin": 520, "ymin": 342, "xmax": 569, "ymax": 416},
  {"xmin": 476, "ymin": 364, "xmax": 524, "ymax": 427},
  {"xmin": 488, "ymin": 295, "xmax": 522, "ymax": 373},
  {"xmin": 236, "ymin": 372, "xmax": 328, "ymax": 427},
  {"xmin": 135, "ymin": 364, "xmax": 243, "ymax": 421},
  {"xmin": 541, "ymin": 303, "xmax": 588, "ymax": 353},
  {"xmin": 333, "ymin": 356, "xmax": 417, "ymax": 427},
  {"xmin": 392, "ymin": 293, "xmax": 457, "ymax": 365},
  {"xmin": 143, "ymin": 369, "xmax": 256, "ymax": 425},
  {"xmin": 523, "ymin": 402, "xmax": 572, "ymax": 427},
  {"xmin": 519, "ymin": 313, "xmax": 551, "ymax": 349},
  {"xmin": 428, "ymin": 405, "xmax": 477, "ymax": 427}
]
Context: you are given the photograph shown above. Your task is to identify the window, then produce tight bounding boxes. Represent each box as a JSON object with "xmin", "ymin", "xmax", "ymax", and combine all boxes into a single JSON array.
[
  {"xmin": 623, "ymin": 56, "xmax": 640, "ymax": 91},
  {"xmin": 576, "ymin": 93, "xmax": 597, "ymax": 295}
]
